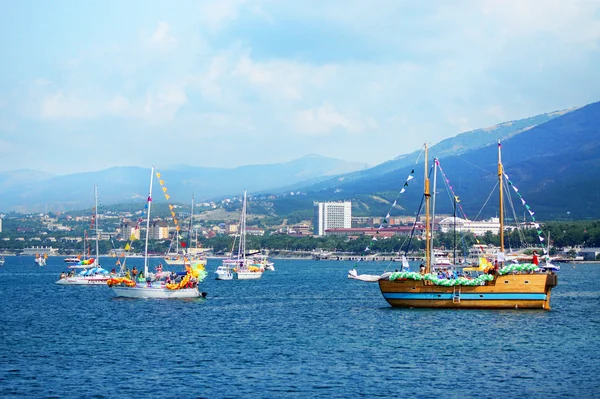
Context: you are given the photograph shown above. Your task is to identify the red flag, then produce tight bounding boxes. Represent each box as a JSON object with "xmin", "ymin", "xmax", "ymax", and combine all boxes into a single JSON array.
[{"xmin": 181, "ymin": 242, "xmax": 187, "ymax": 248}]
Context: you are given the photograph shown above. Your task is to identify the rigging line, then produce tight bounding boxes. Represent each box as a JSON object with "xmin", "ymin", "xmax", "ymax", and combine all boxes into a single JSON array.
[
  {"xmin": 381, "ymin": 163, "xmax": 432, "ymax": 273},
  {"xmin": 455, "ymin": 154, "xmax": 496, "ymax": 175},
  {"xmin": 365, "ymin": 145, "xmax": 425, "ymax": 259},
  {"xmin": 473, "ymin": 181, "xmax": 498, "ymax": 221},
  {"xmin": 436, "ymin": 160, "xmax": 469, "ymax": 220},
  {"xmin": 503, "ymin": 175, "xmax": 526, "ymax": 246}
]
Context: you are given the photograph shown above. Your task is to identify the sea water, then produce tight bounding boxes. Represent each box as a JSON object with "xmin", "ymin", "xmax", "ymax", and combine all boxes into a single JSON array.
[{"xmin": 0, "ymin": 257, "xmax": 598, "ymax": 398}]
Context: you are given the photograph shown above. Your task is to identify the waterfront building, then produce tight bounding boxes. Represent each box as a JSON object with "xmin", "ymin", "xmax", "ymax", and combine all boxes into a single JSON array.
[
  {"xmin": 148, "ymin": 220, "xmax": 169, "ymax": 240},
  {"xmin": 313, "ymin": 201, "xmax": 352, "ymax": 236},
  {"xmin": 438, "ymin": 217, "xmax": 501, "ymax": 236}
]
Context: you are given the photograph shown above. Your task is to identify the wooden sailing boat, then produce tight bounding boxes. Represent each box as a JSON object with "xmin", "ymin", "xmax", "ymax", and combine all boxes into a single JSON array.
[{"xmin": 378, "ymin": 141, "xmax": 558, "ymax": 309}]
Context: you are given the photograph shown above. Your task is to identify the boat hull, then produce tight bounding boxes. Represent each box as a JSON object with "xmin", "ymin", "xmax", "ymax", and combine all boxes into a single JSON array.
[
  {"xmin": 111, "ymin": 286, "xmax": 203, "ymax": 299},
  {"xmin": 215, "ymin": 271, "xmax": 233, "ymax": 280},
  {"xmin": 56, "ymin": 276, "xmax": 110, "ymax": 285},
  {"xmin": 378, "ymin": 273, "xmax": 557, "ymax": 310},
  {"xmin": 235, "ymin": 271, "xmax": 263, "ymax": 280}
]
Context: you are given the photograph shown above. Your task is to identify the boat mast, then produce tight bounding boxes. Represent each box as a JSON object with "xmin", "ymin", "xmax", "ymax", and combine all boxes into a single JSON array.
[
  {"xmin": 498, "ymin": 141, "xmax": 504, "ymax": 256},
  {"xmin": 188, "ymin": 194, "xmax": 194, "ymax": 254},
  {"xmin": 430, "ymin": 158, "xmax": 438, "ymax": 271},
  {"xmin": 238, "ymin": 190, "xmax": 247, "ymax": 263},
  {"xmin": 144, "ymin": 167, "xmax": 155, "ymax": 276},
  {"xmin": 424, "ymin": 144, "xmax": 431, "ymax": 273},
  {"xmin": 94, "ymin": 185, "xmax": 100, "ymax": 266}
]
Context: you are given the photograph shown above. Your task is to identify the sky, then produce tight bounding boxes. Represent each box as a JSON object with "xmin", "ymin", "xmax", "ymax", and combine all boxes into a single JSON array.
[{"xmin": 1, "ymin": 0, "xmax": 599, "ymax": 175}]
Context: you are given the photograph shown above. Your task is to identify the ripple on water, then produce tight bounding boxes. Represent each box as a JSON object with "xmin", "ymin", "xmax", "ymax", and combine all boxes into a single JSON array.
[{"xmin": 0, "ymin": 258, "xmax": 599, "ymax": 398}]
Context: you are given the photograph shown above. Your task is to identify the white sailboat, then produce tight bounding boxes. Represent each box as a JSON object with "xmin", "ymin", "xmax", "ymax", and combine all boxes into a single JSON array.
[
  {"xmin": 215, "ymin": 190, "xmax": 263, "ymax": 280},
  {"xmin": 109, "ymin": 167, "xmax": 206, "ymax": 299},
  {"xmin": 35, "ymin": 253, "xmax": 47, "ymax": 267},
  {"xmin": 56, "ymin": 186, "xmax": 111, "ymax": 285},
  {"xmin": 251, "ymin": 253, "xmax": 275, "ymax": 271},
  {"xmin": 164, "ymin": 195, "xmax": 207, "ymax": 267}
]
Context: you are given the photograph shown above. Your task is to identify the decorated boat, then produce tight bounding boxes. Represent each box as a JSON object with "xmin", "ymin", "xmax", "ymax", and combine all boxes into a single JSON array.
[
  {"xmin": 215, "ymin": 190, "xmax": 263, "ymax": 280},
  {"xmin": 108, "ymin": 168, "xmax": 207, "ymax": 299},
  {"xmin": 377, "ymin": 142, "xmax": 557, "ymax": 309},
  {"xmin": 56, "ymin": 187, "xmax": 111, "ymax": 285}
]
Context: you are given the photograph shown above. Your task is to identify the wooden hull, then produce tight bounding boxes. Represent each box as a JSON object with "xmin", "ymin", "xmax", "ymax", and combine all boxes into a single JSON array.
[{"xmin": 378, "ymin": 273, "xmax": 557, "ymax": 310}]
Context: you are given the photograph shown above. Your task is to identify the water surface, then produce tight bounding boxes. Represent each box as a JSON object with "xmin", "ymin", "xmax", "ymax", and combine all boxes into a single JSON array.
[{"xmin": 0, "ymin": 257, "xmax": 598, "ymax": 398}]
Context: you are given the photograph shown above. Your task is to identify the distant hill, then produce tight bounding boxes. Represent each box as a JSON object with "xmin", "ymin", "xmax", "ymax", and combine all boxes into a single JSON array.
[
  {"xmin": 292, "ymin": 102, "xmax": 600, "ymax": 220},
  {"xmin": 292, "ymin": 107, "xmax": 576, "ymax": 192},
  {"xmin": 0, "ymin": 155, "xmax": 368, "ymax": 213}
]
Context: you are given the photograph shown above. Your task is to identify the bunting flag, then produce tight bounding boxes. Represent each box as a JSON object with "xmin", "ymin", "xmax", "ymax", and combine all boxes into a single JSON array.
[
  {"xmin": 504, "ymin": 173, "xmax": 547, "ymax": 254},
  {"xmin": 124, "ymin": 243, "xmax": 131, "ymax": 251},
  {"xmin": 156, "ymin": 170, "xmax": 184, "ymax": 247},
  {"xmin": 362, "ymin": 147, "xmax": 424, "ymax": 255}
]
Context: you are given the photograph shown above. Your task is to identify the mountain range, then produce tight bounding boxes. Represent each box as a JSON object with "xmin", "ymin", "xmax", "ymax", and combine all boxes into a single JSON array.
[
  {"xmin": 293, "ymin": 101, "xmax": 600, "ymax": 221},
  {"xmin": 0, "ymin": 156, "xmax": 367, "ymax": 213},
  {"xmin": 1, "ymin": 101, "xmax": 599, "ymax": 221}
]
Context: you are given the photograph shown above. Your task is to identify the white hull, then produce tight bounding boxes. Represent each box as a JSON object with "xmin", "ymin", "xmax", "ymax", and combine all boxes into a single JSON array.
[
  {"xmin": 111, "ymin": 285, "xmax": 203, "ymax": 299},
  {"xmin": 215, "ymin": 271, "xmax": 233, "ymax": 280},
  {"xmin": 264, "ymin": 265, "xmax": 275, "ymax": 271},
  {"xmin": 56, "ymin": 276, "xmax": 110, "ymax": 285},
  {"xmin": 235, "ymin": 271, "xmax": 263, "ymax": 280},
  {"xmin": 164, "ymin": 259, "xmax": 207, "ymax": 266}
]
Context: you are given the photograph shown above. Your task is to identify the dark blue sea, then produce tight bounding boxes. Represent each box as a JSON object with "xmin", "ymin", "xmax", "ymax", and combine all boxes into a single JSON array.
[{"xmin": 1, "ymin": 256, "xmax": 599, "ymax": 399}]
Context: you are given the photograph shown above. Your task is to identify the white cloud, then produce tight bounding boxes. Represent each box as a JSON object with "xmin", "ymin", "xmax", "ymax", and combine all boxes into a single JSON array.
[
  {"xmin": 295, "ymin": 104, "xmax": 356, "ymax": 135},
  {"xmin": 2, "ymin": 0, "xmax": 600, "ymax": 173},
  {"xmin": 147, "ymin": 21, "xmax": 178, "ymax": 50}
]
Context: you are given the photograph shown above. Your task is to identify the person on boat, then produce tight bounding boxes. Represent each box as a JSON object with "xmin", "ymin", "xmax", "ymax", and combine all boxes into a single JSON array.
[
  {"xmin": 493, "ymin": 260, "xmax": 499, "ymax": 275},
  {"xmin": 110, "ymin": 268, "xmax": 117, "ymax": 275},
  {"xmin": 532, "ymin": 251, "xmax": 539, "ymax": 266},
  {"xmin": 131, "ymin": 266, "xmax": 138, "ymax": 279},
  {"xmin": 59, "ymin": 272, "xmax": 66, "ymax": 279},
  {"xmin": 419, "ymin": 263, "xmax": 426, "ymax": 275}
]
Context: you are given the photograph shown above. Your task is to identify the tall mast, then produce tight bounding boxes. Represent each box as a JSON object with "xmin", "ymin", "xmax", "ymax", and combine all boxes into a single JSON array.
[
  {"xmin": 430, "ymin": 158, "xmax": 438, "ymax": 271},
  {"xmin": 498, "ymin": 141, "xmax": 504, "ymax": 255},
  {"xmin": 239, "ymin": 190, "xmax": 247, "ymax": 262},
  {"xmin": 144, "ymin": 167, "xmax": 155, "ymax": 276},
  {"xmin": 189, "ymin": 194, "xmax": 194, "ymax": 253},
  {"xmin": 94, "ymin": 185, "xmax": 100, "ymax": 266},
  {"xmin": 424, "ymin": 144, "xmax": 431, "ymax": 273}
]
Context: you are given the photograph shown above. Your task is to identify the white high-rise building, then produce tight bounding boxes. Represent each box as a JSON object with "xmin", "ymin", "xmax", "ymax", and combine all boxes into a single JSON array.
[{"xmin": 313, "ymin": 201, "xmax": 352, "ymax": 236}]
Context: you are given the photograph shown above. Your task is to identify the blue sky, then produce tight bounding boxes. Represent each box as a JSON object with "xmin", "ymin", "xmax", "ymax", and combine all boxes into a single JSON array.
[{"xmin": 1, "ymin": 0, "xmax": 599, "ymax": 175}]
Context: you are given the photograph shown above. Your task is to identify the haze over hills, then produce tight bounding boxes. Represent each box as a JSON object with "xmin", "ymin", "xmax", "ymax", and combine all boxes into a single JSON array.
[
  {"xmin": 0, "ymin": 155, "xmax": 368, "ymax": 213},
  {"xmin": 1, "ymin": 102, "xmax": 598, "ymax": 221},
  {"xmin": 292, "ymin": 107, "xmax": 577, "ymax": 192},
  {"xmin": 291, "ymin": 101, "xmax": 600, "ymax": 221}
]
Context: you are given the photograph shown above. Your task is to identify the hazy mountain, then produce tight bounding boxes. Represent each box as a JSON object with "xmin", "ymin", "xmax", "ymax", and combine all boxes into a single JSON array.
[
  {"xmin": 294, "ymin": 101, "xmax": 600, "ymax": 220},
  {"xmin": 0, "ymin": 155, "xmax": 367, "ymax": 212},
  {"xmin": 294, "ymin": 107, "xmax": 577, "ymax": 192}
]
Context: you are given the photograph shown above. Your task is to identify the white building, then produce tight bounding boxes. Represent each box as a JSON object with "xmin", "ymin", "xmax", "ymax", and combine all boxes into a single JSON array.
[
  {"xmin": 313, "ymin": 201, "xmax": 352, "ymax": 236},
  {"xmin": 438, "ymin": 217, "xmax": 501, "ymax": 237}
]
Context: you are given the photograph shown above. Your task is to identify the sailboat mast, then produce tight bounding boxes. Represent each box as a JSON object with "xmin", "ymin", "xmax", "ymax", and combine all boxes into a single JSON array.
[
  {"xmin": 240, "ymin": 190, "xmax": 247, "ymax": 262},
  {"xmin": 144, "ymin": 167, "xmax": 155, "ymax": 276},
  {"xmin": 188, "ymin": 194, "xmax": 194, "ymax": 254},
  {"xmin": 498, "ymin": 141, "xmax": 504, "ymax": 255},
  {"xmin": 424, "ymin": 144, "xmax": 431, "ymax": 273},
  {"xmin": 430, "ymin": 158, "xmax": 438, "ymax": 271},
  {"xmin": 94, "ymin": 185, "xmax": 100, "ymax": 266}
]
